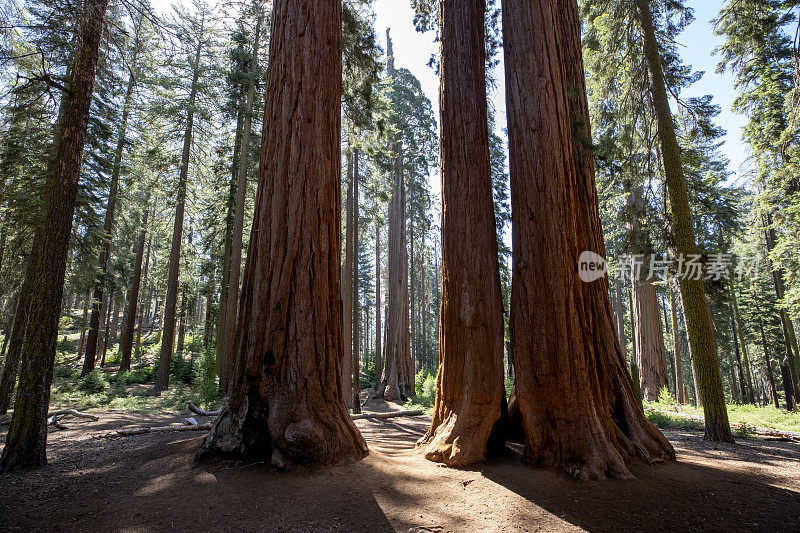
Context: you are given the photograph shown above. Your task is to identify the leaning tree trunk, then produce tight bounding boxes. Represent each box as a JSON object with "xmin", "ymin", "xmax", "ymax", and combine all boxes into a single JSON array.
[
  {"xmin": 669, "ymin": 282, "xmax": 685, "ymax": 404},
  {"xmin": 119, "ymin": 197, "xmax": 150, "ymax": 370},
  {"xmin": 0, "ymin": 256, "xmax": 36, "ymax": 415},
  {"xmin": 155, "ymin": 20, "xmax": 204, "ymax": 392},
  {"xmin": 502, "ymin": 0, "xmax": 675, "ymax": 479},
  {"xmin": 195, "ymin": 0, "xmax": 367, "ymax": 469},
  {"xmin": 632, "ymin": 279, "xmax": 670, "ymax": 401},
  {"xmin": 634, "ymin": 0, "xmax": 732, "ymax": 442},
  {"xmin": 81, "ymin": 51, "xmax": 137, "ymax": 377},
  {"xmin": 219, "ymin": 10, "xmax": 264, "ymax": 392},
  {"xmin": 419, "ymin": 0, "xmax": 507, "ymax": 467},
  {"xmin": 0, "ymin": 0, "xmax": 108, "ymax": 471}
]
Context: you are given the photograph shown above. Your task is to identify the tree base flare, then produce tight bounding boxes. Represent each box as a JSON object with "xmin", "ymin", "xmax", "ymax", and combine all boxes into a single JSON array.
[{"xmin": 194, "ymin": 389, "xmax": 368, "ymax": 470}]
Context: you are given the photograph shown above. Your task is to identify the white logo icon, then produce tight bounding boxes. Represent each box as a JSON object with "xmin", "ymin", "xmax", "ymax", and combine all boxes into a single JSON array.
[{"xmin": 578, "ymin": 251, "xmax": 607, "ymax": 283}]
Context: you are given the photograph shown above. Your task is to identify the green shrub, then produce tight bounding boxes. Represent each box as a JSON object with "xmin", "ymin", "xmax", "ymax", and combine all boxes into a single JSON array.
[
  {"xmin": 171, "ymin": 354, "xmax": 196, "ymax": 384},
  {"xmin": 199, "ymin": 348, "xmax": 219, "ymax": 407},
  {"xmin": 77, "ymin": 370, "xmax": 108, "ymax": 394},
  {"xmin": 53, "ymin": 366, "xmax": 77, "ymax": 379},
  {"xmin": 658, "ymin": 387, "xmax": 677, "ymax": 406}
]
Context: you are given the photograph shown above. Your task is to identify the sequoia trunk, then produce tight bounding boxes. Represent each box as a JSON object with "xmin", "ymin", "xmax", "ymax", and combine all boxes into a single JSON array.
[
  {"xmin": 195, "ymin": 0, "xmax": 367, "ymax": 468},
  {"xmin": 502, "ymin": 0, "xmax": 675, "ymax": 478},
  {"xmin": 632, "ymin": 279, "xmax": 670, "ymax": 401},
  {"xmin": 419, "ymin": 0, "xmax": 507, "ymax": 466}
]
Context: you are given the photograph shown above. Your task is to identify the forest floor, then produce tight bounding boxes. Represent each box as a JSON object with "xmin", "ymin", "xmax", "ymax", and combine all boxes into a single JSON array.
[{"xmin": 1, "ymin": 396, "xmax": 799, "ymax": 532}]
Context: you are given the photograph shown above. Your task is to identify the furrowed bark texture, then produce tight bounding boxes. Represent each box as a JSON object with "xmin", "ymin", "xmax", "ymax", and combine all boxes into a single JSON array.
[
  {"xmin": 0, "ymin": 0, "xmax": 108, "ymax": 470},
  {"xmin": 419, "ymin": 0, "xmax": 507, "ymax": 466},
  {"xmin": 379, "ymin": 148, "xmax": 412, "ymax": 401},
  {"xmin": 196, "ymin": 0, "xmax": 367, "ymax": 468},
  {"xmin": 502, "ymin": 0, "xmax": 675, "ymax": 479},
  {"xmin": 632, "ymin": 279, "xmax": 669, "ymax": 401},
  {"xmin": 635, "ymin": 0, "xmax": 733, "ymax": 441}
]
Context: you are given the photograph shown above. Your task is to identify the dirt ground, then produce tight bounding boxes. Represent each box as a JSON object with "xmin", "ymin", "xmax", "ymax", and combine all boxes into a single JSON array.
[{"xmin": 1, "ymin": 397, "xmax": 799, "ymax": 532}]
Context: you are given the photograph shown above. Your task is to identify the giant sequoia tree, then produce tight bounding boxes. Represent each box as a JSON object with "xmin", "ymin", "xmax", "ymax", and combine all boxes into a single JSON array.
[
  {"xmin": 196, "ymin": 0, "xmax": 368, "ymax": 468},
  {"xmin": 0, "ymin": 0, "xmax": 109, "ymax": 470},
  {"xmin": 419, "ymin": 0, "xmax": 507, "ymax": 466},
  {"xmin": 502, "ymin": 0, "xmax": 674, "ymax": 479}
]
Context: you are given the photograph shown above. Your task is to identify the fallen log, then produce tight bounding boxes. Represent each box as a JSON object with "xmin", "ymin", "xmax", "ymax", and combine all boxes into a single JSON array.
[
  {"xmin": 350, "ymin": 409, "xmax": 425, "ymax": 421},
  {"xmin": 188, "ymin": 403, "xmax": 222, "ymax": 417},
  {"xmin": 96, "ymin": 423, "xmax": 212, "ymax": 439},
  {"xmin": 2, "ymin": 409, "xmax": 98, "ymax": 427}
]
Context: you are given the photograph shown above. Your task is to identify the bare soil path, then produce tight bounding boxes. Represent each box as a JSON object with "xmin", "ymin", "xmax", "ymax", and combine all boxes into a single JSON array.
[{"xmin": 1, "ymin": 398, "xmax": 798, "ymax": 532}]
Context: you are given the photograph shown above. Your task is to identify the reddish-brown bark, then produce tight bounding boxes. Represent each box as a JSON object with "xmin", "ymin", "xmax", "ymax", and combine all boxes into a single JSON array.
[
  {"xmin": 196, "ymin": 0, "xmax": 367, "ymax": 468},
  {"xmin": 419, "ymin": 0, "xmax": 507, "ymax": 466},
  {"xmin": 502, "ymin": 0, "xmax": 674, "ymax": 479}
]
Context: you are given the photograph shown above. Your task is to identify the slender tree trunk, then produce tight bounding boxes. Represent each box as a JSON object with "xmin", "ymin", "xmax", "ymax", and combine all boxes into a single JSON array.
[
  {"xmin": 780, "ymin": 361, "xmax": 795, "ymax": 410},
  {"xmin": 0, "ymin": 257, "xmax": 36, "ymax": 415},
  {"xmin": 203, "ymin": 265, "xmax": 215, "ymax": 350},
  {"xmin": 196, "ymin": 0, "xmax": 367, "ymax": 468},
  {"xmin": 352, "ymin": 149, "xmax": 361, "ymax": 414},
  {"xmin": 177, "ymin": 287, "xmax": 187, "ymax": 355},
  {"xmin": 632, "ymin": 279, "xmax": 670, "ymax": 401},
  {"xmin": 219, "ymin": 10, "xmax": 264, "ymax": 391},
  {"xmin": 731, "ymin": 288, "xmax": 754, "ymax": 403},
  {"xmin": 410, "ymin": 216, "xmax": 415, "ymax": 377},
  {"xmin": 76, "ymin": 289, "xmax": 90, "ymax": 363},
  {"xmin": 135, "ymin": 221, "xmax": 153, "ymax": 359},
  {"xmin": 614, "ymin": 277, "xmax": 626, "ymax": 356},
  {"xmin": 669, "ymin": 282, "xmax": 685, "ymax": 404},
  {"xmin": 109, "ymin": 294, "xmax": 121, "ymax": 347},
  {"xmin": 420, "ymin": 0, "xmax": 507, "ymax": 466},
  {"xmin": 0, "ymin": 0, "xmax": 108, "ymax": 470},
  {"xmin": 216, "ymin": 106, "xmax": 243, "ymax": 376},
  {"xmin": 762, "ymin": 212, "xmax": 800, "ymax": 405},
  {"xmin": 350, "ymin": 148, "xmax": 361, "ymax": 413},
  {"xmin": 731, "ymin": 313, "xmax": 747, "ymax": 403},
  {"xmin": 635, "ymin": 0, "xmax": 732, "ymax": 441},
  {"xmin": 100, "ymin": 295, "xmax": 112, "ymax": 366},
  {"xmin": 628, "ymin": 286, "xmax": 642, "ymax": 401},
  {"xmin": 119, "ymin": 197, "xmax": 150, "ymax": 370},
  {"xmin": 502, "ymin": 0, "xmax": 674, "ymax": 478},
  {"xmin": 341, "ymin": 152, "xmax": 354, "ymax": 408},
  {"xmin": 155, "ymin": 18, "xmax": 204, "ymax": 392},
  {"xmin": 81, "ymin": 50, "xmax": 138, "ymax": 377},
  {"xmin": 374, "ymin": 226, "xmax": 382, "ymax": 393},
  {"xmin": 758, "ymin": 317, "xmax": 780, "ymax": 408}
]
